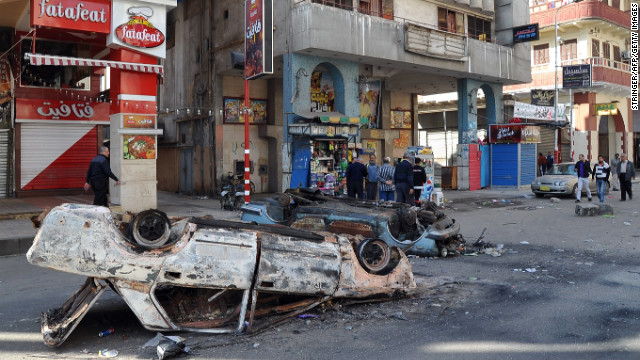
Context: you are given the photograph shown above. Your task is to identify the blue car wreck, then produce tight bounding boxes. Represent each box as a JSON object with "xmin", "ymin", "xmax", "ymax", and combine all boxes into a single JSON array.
[{"xmin": 241, "ymin": 188, "xmax": 465, "ymax": 271}]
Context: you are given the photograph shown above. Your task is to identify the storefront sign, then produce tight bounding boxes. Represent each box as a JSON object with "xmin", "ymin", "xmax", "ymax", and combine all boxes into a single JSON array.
[
  {"xmin": 513, "ymin": 24, "xmax": 539, "ymax": 43},
  {"xmin": 107, "ymin": 0, "xmax": 168, "ymax": 58},
  {"xmin": 514, "ymin": 101, "xmax": 566, "ymax": 122},
  {"xmin": 391, "ymin": 110, "xmax": 412, "ymax": 129},
  {"xmin": 15, "ymin": 99, "xmax": 109, "ymax": 123},
  {"xmin": 123, "ymin": 134, "xmax": 155, "ymax": 159},
  {"xmin": 563, "ymin": 64, "xmax": 591, "ymax": 88},
  {"xmin": 31, "ymin": 0, "xmax": 111, "ymax": 33},
  {"xmin": 359, "ymin": 81, "xmax": 381, "ymax": 129},
  {"xmin": 530, "ymin": 90, "xmax": 554, "ymax": 106},
  {"xmin": 310, "ymin": 68, "xmax": 334, "ymax": 112},
  {"xmin": 595, "ymin": 103, "xmax": 618, "ymax": 115},
  {"xmin": 223, "ymin": 97, "xmax": 267, "ymax": 124},
  {"xmin": 489, "ymin": 124, "xmax": 541, "ymax": 143},
  {"xmin": 123, "ymin": 114, "xmax": 155, "ymax": 128},
  {"xmin": 244, "ymin": 0, "xmax": 273, "ymax": 79}
]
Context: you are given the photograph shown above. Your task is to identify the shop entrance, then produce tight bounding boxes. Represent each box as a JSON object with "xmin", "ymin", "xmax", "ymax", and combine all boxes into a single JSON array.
[{"xmin": 598, "ymin": 116, "xmax": 610, "ymax": 161}]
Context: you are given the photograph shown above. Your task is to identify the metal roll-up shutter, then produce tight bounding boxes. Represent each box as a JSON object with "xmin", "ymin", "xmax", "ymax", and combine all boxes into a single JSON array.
[
  {"xmin": 0, "ymin": 129, "xmax": 9, "ymax": 198},
  {"xmin": 427, "ymin": 130, "xmax": 458, "ymax": 167},
  {"xmin": 520, "ymin": 143, "xmax": 536, "ymax": 186},
  {"xmin": 21, "ymin": 123, "xmax": 97, "ymax": 190},
  {"xmin": 491, "ymin": 143, "xmax": 518, "ymax": 187},
  {"xmin": 538, "ymin": 127, "xmax": 555, "ymax": 158}
]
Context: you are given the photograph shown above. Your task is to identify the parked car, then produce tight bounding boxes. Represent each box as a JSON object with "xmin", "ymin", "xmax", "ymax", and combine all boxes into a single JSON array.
[
  {"xmin": 530, "ymin": 162, "xmax": 608, "ymax": 198},
  {"xmin": 241, "ymin": 188, "xmax": 465, "ymax": 261},
  {"xmin": 27, "ymin": 204, "xmax": 416, "ymax": 347}
]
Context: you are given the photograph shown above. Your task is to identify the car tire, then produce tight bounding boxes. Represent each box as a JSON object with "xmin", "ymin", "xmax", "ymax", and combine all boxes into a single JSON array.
[
  {"xmin": 439, "ymin": 246, "xmax": 448, "ymax": 258},
  {"xmin": 571, "ymin": 184, "xmax": 578, "ymax": 197},
  {"xmin": 130, "ymin": 209, "xmax": 171, "ymax": 249},
  {"xmin": 356, "ymin": 239, "xmax": 391, "ymax": 274},
  {"xmin": 535, "ymin": 193, "xmax": 544, "ymax": 198}
]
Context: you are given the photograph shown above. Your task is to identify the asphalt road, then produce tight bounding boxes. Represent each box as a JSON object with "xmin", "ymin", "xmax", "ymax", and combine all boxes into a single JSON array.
[{"xmin": 1, "ymin": 191, "xmax": 639, "ymax": 359}]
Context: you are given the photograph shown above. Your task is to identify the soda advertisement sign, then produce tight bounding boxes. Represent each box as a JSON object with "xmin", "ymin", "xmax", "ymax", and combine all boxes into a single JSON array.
[
  {"xmin": 30, "ymin": 0, "xmax": 111, "ymax": 33},
  {"xmin": 245, "ymin": 0, "xmax": 273, "ymax": 79},
  {"xmin": 107, "ymin": 0, "xmax": 168, "ymax": 58},
  {"xmin": 15, "ymin": 99, "xmax": 109, "ymax": 123}
]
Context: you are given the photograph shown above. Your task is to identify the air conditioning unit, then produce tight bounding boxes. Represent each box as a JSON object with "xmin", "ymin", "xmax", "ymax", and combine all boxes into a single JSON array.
[{"xmin": 621, "ymin": 51, "xmax": 631, "ymax": 60}]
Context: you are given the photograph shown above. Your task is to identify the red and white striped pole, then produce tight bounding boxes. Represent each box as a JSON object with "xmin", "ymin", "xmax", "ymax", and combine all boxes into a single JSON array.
[{"xmin": 244, "ymin": 78, "xmax": 251, "ymax": 204}]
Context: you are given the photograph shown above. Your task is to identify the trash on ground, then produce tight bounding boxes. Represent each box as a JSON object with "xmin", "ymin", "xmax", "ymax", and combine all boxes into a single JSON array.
[
  {"xmin": 525, "ymin": 268, "xmax": 537, "ymax": 273},
  {"xmin": 624, "ymin": 221, "xmax": 632, "ymax": 226},
  {"xmin": 584, "ymin": 239, "xmax": 595, "ymax": 242},
  {"xmin": 143, "ymin": 333, "xmax": 186, "ymax": 348},
  {"xmin": 520, "ymin": 241, "xmax": 530, "ymax": 245},
  {"xmin": 98, "ymin": 328, "xmax": 114, "ymax": 337},
  {"xmin": 603, "ymin": 214, "xmax": 615, "ymax": 218},
  {"xmin": 391, "ymin": 312, "xmax": 408, "ymax": 321},
  {"xmin": 298, "ymin": 314, "xmax": 320, "ymax": 319},
  {"xmin": 157, "ymin": 337, "xmax": 189, "ymax": 360},
  {"xmin": 98, "ymin": 349, "xmax": 118, "ymax": 358},
  {"xmin": 550, "ymin": 197, "xmax": 561, "ymax": 203}
]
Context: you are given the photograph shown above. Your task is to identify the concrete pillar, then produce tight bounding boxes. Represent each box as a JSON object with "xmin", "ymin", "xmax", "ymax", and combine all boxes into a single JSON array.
[
  {"xmin": 109, "ymin": 49, "xmax": 161, "ymax": 212},
  {"xmin": 457, "ymin": 78, "xmax": 477, "ymax": 144}
]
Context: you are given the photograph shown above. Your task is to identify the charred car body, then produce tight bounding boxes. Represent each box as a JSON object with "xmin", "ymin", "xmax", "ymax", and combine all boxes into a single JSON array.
[
  {"xmin": 241, "ymin": 188, "xmax": 465, "ymax": 261},
  {"xmin": 26, "ymin": 204, "xmax": 415, "ymax": 347}
]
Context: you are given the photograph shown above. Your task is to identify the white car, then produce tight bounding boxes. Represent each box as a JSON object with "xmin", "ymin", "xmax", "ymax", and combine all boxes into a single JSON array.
[{"xmin": 531, "ymin": 162, "xmax": 608, "ymax": 198}]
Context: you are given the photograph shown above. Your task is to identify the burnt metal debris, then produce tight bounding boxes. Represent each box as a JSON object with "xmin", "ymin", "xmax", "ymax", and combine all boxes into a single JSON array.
[{"xmin": 27, "ymin": 204, "xmax": 416, "ymax": 347}]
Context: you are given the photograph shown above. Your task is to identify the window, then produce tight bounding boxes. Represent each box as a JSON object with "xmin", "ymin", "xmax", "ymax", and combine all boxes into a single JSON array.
[
  {"xmin": 561, "ymin": 39, "xmax": 577, "ymax": 61},
  {"xmin": 359, "ymin": 0, "xmax": 382, "ymax": 16},
  {"xmin": 611, "ymin": 0, "xmax": 620, "ymax": 9},
  {"xmin": 468, "ymin": 15, "xmax": 492, "ymax": 41},
  {"xmin": 533, "ymin": 44, "xmax": 549, "ymax": 65},
  {"xmin": 311, "ymin": 0, "xmax": 353, "ymax": 11},
  {"xmin": 603, "ymin": 42, "xmax": 610, "ymax": 59},
  {"xmin": 591, "ymin": 39, "xmax": 600, "ymax": 57},
  {"xmin": 613, "ymin": 45, "xmax": 621, "ymax": 67},
  {"xmin": 438, "ymin": 8, "xmax": 464, "ymax": 34},
  {"xmin": 20, "ymin": 39, "xmax": 94, "ymax": 90}
]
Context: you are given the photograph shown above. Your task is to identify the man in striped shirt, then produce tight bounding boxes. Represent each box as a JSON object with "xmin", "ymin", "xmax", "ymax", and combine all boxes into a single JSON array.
[
  {"xmin": 591, "ymin": 155, "xmax": 610, "ymax": 203},
  {"xmin": 378, "ymin": 157, "xmax": 395, "ymax": 201}
]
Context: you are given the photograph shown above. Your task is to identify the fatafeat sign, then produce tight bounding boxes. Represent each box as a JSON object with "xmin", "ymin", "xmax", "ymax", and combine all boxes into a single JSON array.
[
  {"xmin": 30, "ymin": 0, "xmax": 111, "ymax": 33},
  {"xmin": 107, "ymin": 0, "xmax": 171, "ymax": 59}
]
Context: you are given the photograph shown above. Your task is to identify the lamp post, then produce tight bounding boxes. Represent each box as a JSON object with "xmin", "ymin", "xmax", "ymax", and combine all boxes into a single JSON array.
[{"xmin": 554, "ymin": 0, "xmax": 582, "ymax": 164}]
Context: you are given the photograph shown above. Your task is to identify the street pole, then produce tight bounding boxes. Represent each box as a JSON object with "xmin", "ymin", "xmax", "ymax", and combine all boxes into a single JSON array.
[
  {"xmin": 244, "ymin": 78, "xmax": 251, "ymax": 204},
  {"xmin": 554, "ymin": 7, "xmax": 559, "ymax": 164},
  {"xmin": 569, "ymin": 88, "xmax": 574, "ymax": 161}
]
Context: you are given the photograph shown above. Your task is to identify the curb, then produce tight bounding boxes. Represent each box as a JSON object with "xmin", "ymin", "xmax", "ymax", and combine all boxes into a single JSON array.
[
  {"xmin": 0, "ymin": 212, "xmax": 43, "ymax": 221},
  {"xmin": 0, "ymin": 236, "xmax": 34, "ymax": 256}
]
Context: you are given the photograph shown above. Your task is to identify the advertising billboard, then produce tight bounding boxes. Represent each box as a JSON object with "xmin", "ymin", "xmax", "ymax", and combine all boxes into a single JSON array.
[{"xmin": 245, "ymin": 0, "xmax": 273, "ymax": 79}]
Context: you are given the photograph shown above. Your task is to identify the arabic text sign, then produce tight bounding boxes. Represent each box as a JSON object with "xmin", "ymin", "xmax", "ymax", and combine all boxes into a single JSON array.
[
  {"xmin": 514, "ymin": 101, "xmax": 566, "ymax": 121},
  {"xmin": 595, "ymin": 103, "xmax": 618, "ymax": 115},
  {"xmin": 531, "ymin": 89, "xmax": 554, "ymax": 106},
  {"xmin": 15, "ymin": 99, "xmax": 109, "ymax": 122},
  {"xmin": 489, "ymin": 124, "xmax": 541, "ymax": 144},
  {"xmin": 31, "ymin": 0, "xmax": 111, "ymax": 33},
  {"xmin": 513, "ymin": 24, "xmax": 539, "ymax": 43},
  {"xmin": 245, "ymin": 0, "xmax": 273, "ymax": 79},
  {"xmin": 563, "ymin": 64, "xmax": 591, "ymax": 88},
  {"xmin": 123, "ymin": 115, "xmax": 156, "ymax": 128}
]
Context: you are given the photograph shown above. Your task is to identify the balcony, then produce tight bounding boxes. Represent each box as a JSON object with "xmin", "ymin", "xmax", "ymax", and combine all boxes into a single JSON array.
[
  {"xmin": 276, "ymin": 1, "xmax": 531, "ymax": 85},
  {"xmin": 504, "ymin": 57, "xmax": 630, "ymax": 95},
  {"xmin": 530, "ymin": 0, "xmax": 630, "ymax": 29}
]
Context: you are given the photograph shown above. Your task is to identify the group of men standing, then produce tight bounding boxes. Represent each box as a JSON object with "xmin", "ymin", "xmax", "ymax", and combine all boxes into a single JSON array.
[
  {"xmin": 574, "ymin": 153, "xmax": 636, "ymax": 203},
  {"xmin": 345, "ymin": 151, "xmax": 426, "ymax": 205}
]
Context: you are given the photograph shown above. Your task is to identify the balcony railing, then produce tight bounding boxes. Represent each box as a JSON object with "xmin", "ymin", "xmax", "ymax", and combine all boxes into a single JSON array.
[
  {"xmin": 404, "ymin": 23, "xmax": 467, "ymax": 60},
  {"xmin": 530, "ymin": 0, "xmax": 631, "ymax": 29},
  {"xmin": 532, "ymin": 57, "xmax": 630, "ymax": 74}
]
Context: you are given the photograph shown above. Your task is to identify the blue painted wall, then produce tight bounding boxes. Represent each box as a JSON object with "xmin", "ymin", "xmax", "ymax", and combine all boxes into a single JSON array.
[{"xmin": 457, "ymin": 78, "xmax": 503, "ymax": 144}]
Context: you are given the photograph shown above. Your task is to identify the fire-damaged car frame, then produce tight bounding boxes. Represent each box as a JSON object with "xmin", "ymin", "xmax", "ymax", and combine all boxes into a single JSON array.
[
  {"xmin": 241, "ymin": 188, "xmax": 465, "ymax": 262},
  {"xmin": 26, "ymin": 204, "xmax": 416, "ymax": 347}
]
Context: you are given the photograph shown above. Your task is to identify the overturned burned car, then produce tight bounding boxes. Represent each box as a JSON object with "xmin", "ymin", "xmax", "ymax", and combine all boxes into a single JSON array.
[
  {"xmin": 241, "ymin": 188, "xmax": 465, "ymax": 262},
  {"xmin": 26, "ymin": 204, "xmax": 415, "ymax": 347}
]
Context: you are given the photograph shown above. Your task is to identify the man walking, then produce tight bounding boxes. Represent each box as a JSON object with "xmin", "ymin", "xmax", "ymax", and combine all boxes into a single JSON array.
[
  {"xmin": 616, "ymin": 153, "xmax": 636, "ymax": 201},
  {"xmin": 85, "ymin": 146, "xmax": 120, "ymax": 207},
  {"xmin": 592, "ymin": 155, "xmax": 610, "ymax": 203},
  {"xmin": 365, "ymin": 154, "xmax": 379, "ymax": 201},
  {"xmin": 394, "ymin": 152, "xmax": 414, "ymax": 205},
  {"xmin": 413, "ymin": 157, "xmax": 427, "ymax": 205},
  {"xmin": 538, "ymin": 153, "xmax": 547, "ymax": 176},
  {"xmin": 610, "ymin": 153, "xmax": 620, "ymax": 191},
  {"xmin": 573, "ymin": 154, "xmax": 592, "ymax": 203},
  {"xmin": 546, "ymin": 152, "xmax": 554, "ymax": 174},
  {"xmin": 378, "ymin": 157, "xmax": 395, "ymax": 201},
  {"xmin": 346, "ymin": 156, "xmax": 367, "ymax": 199}
]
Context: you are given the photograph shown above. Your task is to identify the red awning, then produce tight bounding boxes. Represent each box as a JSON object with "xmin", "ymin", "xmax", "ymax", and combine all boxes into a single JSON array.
[{"xmin": 25, "ymin": 53, "xmax": 163, "ymax": 75}]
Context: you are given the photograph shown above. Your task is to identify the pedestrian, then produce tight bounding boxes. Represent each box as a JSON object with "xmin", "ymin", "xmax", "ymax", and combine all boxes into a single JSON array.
[
  {"xmin": 591, "ymin": 155, "xmax": 610, "ymax": 203},
  {"xmin": 378, "ymin": 157, "xmax": 395, "ymax": 201},
  {"xmin": 538, "ymin": 152, "xmax": 547, "ymax": 176},
  {"xmin": 84, "ymin": 146, "xmax": 120, "ymax": 207},
  {"xmin": 616, "ymin": 153, "xmax": 636, "ymax": 201},
  {"xmin": 610, "ymin": 153, "xmax": 620, "ymax": 191},
  {"xmin": 346, "ymin": 156, "xmax": 367, "ymax": 199},
  {"xmin": 394, "ymin": 152, "xmax": 414, "ymax": 205},
  {"xmin": 573, "ymin": 154, "xmax": 592, "ymax": 203},
  {"xmin": 413, "ymin": 157, "xmax": 427, "ymax": 205},
  {"xmin": 365, "ymin": 154, "xmax": 379, "ymax": 201},
  {"xmin": 546, "ymin": 152, "xmax": 554, "ymax": 173}
]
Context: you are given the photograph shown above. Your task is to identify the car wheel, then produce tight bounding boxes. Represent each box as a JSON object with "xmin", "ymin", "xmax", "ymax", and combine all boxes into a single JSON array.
[
  {"xmin": 439, "ymin": 246, "xmax": 448, "ymax": 258},
  {"xmin": 131, "ymin": 209, "xmax": 171, "ymax": 249},
  {"xmin": 571, "ymin": 184, "xmax": 578, "ymax": 197},
  {"xmin": 233, "ymin": 195, "xmax": 244, "ymax": 211},
  {"xmin": 535, "ymin": 193, "xmax": 544, "ymax": 198},
  {"xmin": 357, "ymin": 239, "xmax": 391, "ymax": 274}
]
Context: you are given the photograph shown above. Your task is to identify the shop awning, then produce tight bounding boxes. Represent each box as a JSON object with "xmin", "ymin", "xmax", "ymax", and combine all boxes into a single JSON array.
[
  {"xmin": 294, "ymin": 111, "xmax": 368, "ymax": 125},
  {"xmin": 25, "ymin": 53, "xmax": 164, "ymax": 75}
]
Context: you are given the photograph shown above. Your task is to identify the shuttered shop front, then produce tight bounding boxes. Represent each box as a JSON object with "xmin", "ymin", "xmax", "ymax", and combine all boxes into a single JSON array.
[{"xmin": 0, "ymin": 129, "xmax": 9, "ymax": 197}]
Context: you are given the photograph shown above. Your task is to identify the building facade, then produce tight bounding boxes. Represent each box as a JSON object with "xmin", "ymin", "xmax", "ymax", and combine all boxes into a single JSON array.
[
  {"xmin": 504, "ymin": 0, "xmax": 633, "ymax": 164},
  {"xmin": 158, "ymin": 0, "xmax": 532, "ymax": 195}
]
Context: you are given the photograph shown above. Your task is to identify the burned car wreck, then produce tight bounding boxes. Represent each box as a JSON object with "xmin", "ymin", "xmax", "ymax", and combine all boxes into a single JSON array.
[
  {"xmin": 26, "ymin": 204, "xmax": 415, "ymax": 347},
  {"xmin": 241, "ymin": 188, "xmax": 465, "ymax": 261}
]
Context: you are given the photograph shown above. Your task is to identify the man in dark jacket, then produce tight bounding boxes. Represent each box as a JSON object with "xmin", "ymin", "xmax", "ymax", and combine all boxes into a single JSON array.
[
  {"xmin": 394, "ymin": 152, "xmax": 414, "ymax": 204},
  {"xmin": 616, "ymin": 153, "xmax": 636, "ymax": 201},
  {"xmin": 574, "ymin": 154, "xmax": 592, "ymax": 203},
  {"xmin": 346, "ymin": 157, "xmax": 367, "ymax": 199},
  {"xmin": 85, "ymin": 146, "xmax": 120, "ymax": 207},
  {"xmin": 413, "ymin": 157, "xmax": 427, "ymax": 205}
]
